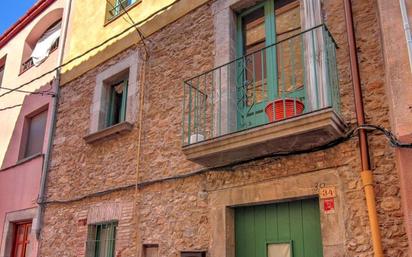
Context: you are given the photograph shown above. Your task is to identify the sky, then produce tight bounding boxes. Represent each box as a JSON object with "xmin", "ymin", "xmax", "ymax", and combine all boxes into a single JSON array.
[{"xmin": 0, "ymin": 0, "xmax": 38, "ymax": 36}]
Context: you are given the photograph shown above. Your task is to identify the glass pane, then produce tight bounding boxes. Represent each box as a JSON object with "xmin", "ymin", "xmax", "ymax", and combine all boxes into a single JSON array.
[
  {"xmin": 24, "ymin": 110, "xmax": 48, "ymax": 158},
  {"xmin": 242, "ymin": 7, "xmax": 267, "ymax": 106},
  {"xmin": 16, "ymin": 225, "xmax": 25, "ymax": 242},
  {"xmin": 98, "ymin": 226, "xmax": 109, "ymax": 257},
  {"xmin": 108, "ymin": 81, "xmax": 125, "ymax": 126},
  {"xmin": 24, "ymin": 242, "xmax": 31, "ymax": 257},
  {"xmin": 94, "ymin": 223, "xmax": 116, "ymax": 257},
  {"xmin": 275, "ymin": 0, "xmax": 304, "ymax": 96},
  {"xmin": 24, "ymin": 224, "xmax": 32, "ymax": 256},
  {"xmin": 267, "ymin": 243, "xmax": 292, "ymax": 257},
  {"xmin": 14, "ymin": 243, "xmax": 23, "ymax": 257}
]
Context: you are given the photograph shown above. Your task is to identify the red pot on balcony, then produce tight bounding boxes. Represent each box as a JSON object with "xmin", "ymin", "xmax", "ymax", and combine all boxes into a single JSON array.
[{"xmin": 265, "ymin": 98, "xmax": 305, "ymax": 122}]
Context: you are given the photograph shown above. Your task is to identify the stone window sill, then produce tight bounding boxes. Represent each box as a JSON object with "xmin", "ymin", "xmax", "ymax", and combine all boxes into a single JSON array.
[{"xmin": 84, "ymin": 122, "xmax": 133, "ymax": 144}]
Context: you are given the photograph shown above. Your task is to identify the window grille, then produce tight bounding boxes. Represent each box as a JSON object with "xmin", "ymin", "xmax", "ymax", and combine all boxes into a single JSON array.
[{"xmin": 86, "ymin": 222, "xmax": 117, "ymax": 257}]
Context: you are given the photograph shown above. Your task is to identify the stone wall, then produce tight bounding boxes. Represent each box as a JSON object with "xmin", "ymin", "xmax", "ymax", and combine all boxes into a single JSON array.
[{"xmin": 39, "ymin": 0, "xmax": 408, "ymax": 256}]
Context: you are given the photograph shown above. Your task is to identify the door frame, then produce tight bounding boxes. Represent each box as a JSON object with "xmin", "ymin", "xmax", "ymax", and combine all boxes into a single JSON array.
[
  {"xmin": 236, "ymin": 0, "xmax": 277, "ymax": 130},
  {"xmin": 209, "ymin": 169, "xmax": 346, "ymax": 257}
]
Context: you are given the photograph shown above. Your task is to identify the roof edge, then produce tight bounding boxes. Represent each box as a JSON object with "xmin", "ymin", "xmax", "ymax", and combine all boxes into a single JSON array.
[{"xmin": 0, "ymin": 0, "xmax": 57, "ymax": 49}]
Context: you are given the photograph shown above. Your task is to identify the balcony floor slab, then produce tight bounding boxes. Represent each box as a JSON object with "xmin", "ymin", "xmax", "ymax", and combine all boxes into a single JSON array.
[{"xmin": 182, "ymin": 108, "xmax": 347, "ymax": 167}]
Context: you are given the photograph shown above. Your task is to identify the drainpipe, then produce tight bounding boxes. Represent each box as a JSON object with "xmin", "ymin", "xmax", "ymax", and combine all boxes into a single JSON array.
[
  {"xmin": 343, "ymin": 0, "xmax": 384, "ymax": 256},
  {"xmin": 400, "ymin": 0, "xmax": 412, "ymax": 73},
  {"xmin": 34, "ymin": 0, "xmax": 73, "ymax": 242}
]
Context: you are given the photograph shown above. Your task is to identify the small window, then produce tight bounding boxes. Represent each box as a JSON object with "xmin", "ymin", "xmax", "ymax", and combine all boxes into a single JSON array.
[
  {"xmin": 11, "ymin": 221, "xmax": 32, "ymax": 257},
  {"xmin": 181, "ymin": 251, "xmax": 206, "ymax": 257},
  {"xmin": 143, "ymin": 244, "xmax": 159, "ymax": 257},
  {"xmin": 22, "ymin": 110, "xmax": 48, "ymax": 159},
  {"xmin": 106, "ymin": 80, "xmax": 128, "ymax": 128},
  {"xmin": 106, "ymin": 0, "xmax": 138, "ymax": 21},
  {"xmin": 86, "ymin": 222, "xmax": 117, "ymax": 257},
  {"xmin": 267, "ymin": 242, "xmax": 292, "ymax": 257}
]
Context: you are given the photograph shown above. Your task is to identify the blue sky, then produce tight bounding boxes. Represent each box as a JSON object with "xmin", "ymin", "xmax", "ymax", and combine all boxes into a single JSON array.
[{"xmin": 0, "ymin": 0, "xmax": 38, "ymax": 36}]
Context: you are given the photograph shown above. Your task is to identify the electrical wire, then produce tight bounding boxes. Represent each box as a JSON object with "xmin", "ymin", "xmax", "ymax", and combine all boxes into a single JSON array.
[
  {"xmin": 0, "ymin": 0, "xmax": 180, "ymax": 99},
  {"xmin": 0, "ymin": 0, "xmax": 176, "ymax": 110},
  {"xmin": 41, "ymin": 123, "xmax": 412, "ymax": 204},
  {"xmin": 0, "ymin": 104, "xmax": 23, "ymax": 111},
  {"xmin": 358, "ymin": 124, "xmax": 412, "ymax": 148},
  {"xmin": 105, "ymin": 0, "xmax": 150, "ymax": 60},
  {"xmin": 0, "ymin": 86, "xmax": 56, "ymax": 96}
]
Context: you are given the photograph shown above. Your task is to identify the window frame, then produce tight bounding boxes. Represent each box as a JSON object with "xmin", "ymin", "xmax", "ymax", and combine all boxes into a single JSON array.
[
  {"xmin": 20, "ymin": 19, "xmax": 62, "ymax": 74},
  {"xmin": 89, "ymin": 51, "xmax": 138, "ymax": 137},
  {"xmin": 105, "ymin": 0, "xmax": 141, "ymax": 22},
  {"xmin": 20, "ymin": 107, "xmax": 48, "ymax": 160},
  {"xmin": 11, "ymin": 221, "xmax": 32, "ymax": 257},
  {"xmin": 236, "ymin": 0, "xmax": 304, "ymax": 129},
  {"xmin": 106, "ymin": 79, "xmax": 128, "ymax": 128},
  {"xmin": 0, "ymin": 55, "xmax": 6, "ymax": 87},
  {"xmin": 86, "ymin": 221, "xmax": 118, "ymax": 257}
]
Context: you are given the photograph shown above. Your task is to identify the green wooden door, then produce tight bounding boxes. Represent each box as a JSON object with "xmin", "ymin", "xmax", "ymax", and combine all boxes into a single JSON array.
[{"xmin": 235, "ymin": 198, "xmax": 323, "ymax": 257}]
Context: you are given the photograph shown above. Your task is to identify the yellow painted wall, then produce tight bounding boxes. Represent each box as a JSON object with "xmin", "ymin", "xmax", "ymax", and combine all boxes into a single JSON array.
[{"xmin": 63, "ymin": 0, "xmax": 175, "ymax": 72}]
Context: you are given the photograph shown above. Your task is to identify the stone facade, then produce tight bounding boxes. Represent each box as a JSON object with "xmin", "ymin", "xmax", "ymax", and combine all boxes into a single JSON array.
[{"xmin": 39, "ymin": 1, "xmax": 408, "ymax": 257}]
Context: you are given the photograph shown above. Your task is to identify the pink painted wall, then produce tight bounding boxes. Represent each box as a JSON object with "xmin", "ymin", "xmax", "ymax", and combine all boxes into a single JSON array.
[
  {"xmin": 376, "ymin": 0, "xmax": 412, "ymax": 255},
  {"xmin": 0, "ymin": 83, "xmax": 52, "ymax": 257}
]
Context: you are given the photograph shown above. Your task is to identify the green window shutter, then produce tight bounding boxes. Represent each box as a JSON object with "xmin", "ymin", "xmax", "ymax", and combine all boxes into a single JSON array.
[
  {"xmin": 105, "ymin": 80, "xmax": 127, "ymax": 128},
  {"xmin": 106, "ymin": 85, "xmax": 116, "ymax": 127},
  {"xmin": 90, "ymin": 222, "xmax": 117, "ymax": 257},
  {"xmin": 120, "ymin": 80, "xmax": 128, "ymax": 122}
]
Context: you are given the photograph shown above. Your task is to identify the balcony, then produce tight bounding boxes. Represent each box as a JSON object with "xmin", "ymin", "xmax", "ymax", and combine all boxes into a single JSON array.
[
  {"xmin": 181, "ymin": 25, "xmax": 346, "ymax": 167},
  {"xmin": 20, "ymin": 40, "xmax": 59, "ymax": 74}
]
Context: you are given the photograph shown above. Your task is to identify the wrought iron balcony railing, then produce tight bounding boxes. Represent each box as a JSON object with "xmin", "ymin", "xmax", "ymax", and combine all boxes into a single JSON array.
[
  {"xmin": 182, "ymin": 24, "xmax": 340, "ymax": 146},
  {"xmin": 21, "ymin": 39, "xmax": 59, "ymax": 73}
]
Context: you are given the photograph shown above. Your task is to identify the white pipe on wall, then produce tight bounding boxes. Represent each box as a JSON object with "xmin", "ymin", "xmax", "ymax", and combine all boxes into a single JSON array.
[{"xmin": 400, "ymin": 0, "xmax": 412, "ymax": 73}]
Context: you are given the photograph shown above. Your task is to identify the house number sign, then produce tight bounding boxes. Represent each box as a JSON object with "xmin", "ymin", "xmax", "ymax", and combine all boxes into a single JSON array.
[
  {"xmin": 319, "ymin": 186, "xmax": 336, "ymax": 199},
  {"xmin": 319, "ymin": 186, "xmax": 336, "ymax": 214}
]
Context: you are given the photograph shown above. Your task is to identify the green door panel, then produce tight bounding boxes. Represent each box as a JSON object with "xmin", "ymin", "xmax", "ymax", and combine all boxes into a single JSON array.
[{"xmin": 235, "ymin": 198, "xmax": 323, "ymax": 257}]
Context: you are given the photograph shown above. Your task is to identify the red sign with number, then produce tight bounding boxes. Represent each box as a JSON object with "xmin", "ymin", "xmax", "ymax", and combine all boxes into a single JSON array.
[{"xmin": 324, "ymin": 198, "xmax": 335, "ymax": 213}]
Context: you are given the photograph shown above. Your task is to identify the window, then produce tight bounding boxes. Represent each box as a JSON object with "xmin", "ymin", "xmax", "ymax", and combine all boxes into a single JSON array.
[
  {"xmin": 237, "ymin": 0, "xmax": 304, "ymax": 129},
  {"xmin": 181, "ymin": 252, "xmax": 206, "ymax": 257},
  {"xmin": 142, "ymin": 244, "xmax": 159, "ymax": 257},
  {"xmin": 22, "ymin": 109, "xmax": 48, "ymax": 159},
  {"xmin": 11, "ymin": 222, "xmax": 32, "ymax": 257},
  {"xmin": 86, "ymin": 222, "xmax": 117, "ymax": 257},
  {"xmin": 106, "ymin": 0, "xmax": 139, "ymax": 20},
  {"xmin": 106, "ymin": 80, "xmax": 128, "ymax": 128},
  {"xmin": 88, "ymin": 52, "xmax": 138, "ymax": 138},
  {"xmin": 0, "ymin": 63, "xmax": 4, "ymax": 87},
  {"xmin": 0, "ymin": 56, "xmax": 6, "ymax": 87},
  {"xmin": 21, "ymin": 18, "xmax": 62, "ymax": 73}
]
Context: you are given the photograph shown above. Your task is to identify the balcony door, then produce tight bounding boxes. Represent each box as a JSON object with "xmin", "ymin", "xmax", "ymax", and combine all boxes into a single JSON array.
[{"xmin": 236, "ymin": 0, "xmax": 304, "ymax": 129}]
